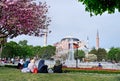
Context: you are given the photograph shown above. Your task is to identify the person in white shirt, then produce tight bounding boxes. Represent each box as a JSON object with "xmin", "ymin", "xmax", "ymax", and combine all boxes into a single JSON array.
[{"xmin": 28, "ymin": 59, "xmax": 37, "ymax": 73}]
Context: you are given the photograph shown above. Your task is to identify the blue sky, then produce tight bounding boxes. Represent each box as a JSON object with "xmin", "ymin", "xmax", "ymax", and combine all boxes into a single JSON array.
[{"xmin": 8, "ymin": 0, "xmax": 120, "ymax": 49}]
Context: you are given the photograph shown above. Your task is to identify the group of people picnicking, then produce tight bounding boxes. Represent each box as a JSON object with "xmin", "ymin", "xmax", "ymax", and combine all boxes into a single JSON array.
[{"xmin": 17, "ymin": 58, "xmax": 63, "ymax": 73}]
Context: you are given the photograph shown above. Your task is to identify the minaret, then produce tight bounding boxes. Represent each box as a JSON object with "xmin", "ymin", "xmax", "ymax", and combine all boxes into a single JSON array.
[
  {"xmin": 86, "ymin": 36, "xmax": 89, "ymax": 49},
  {"xmin": 96, "ymin": 30, "xmax": 99, "ymax": 50},
  {"xmin": 43, "ymin": 31, "xmax": 47, "ymax": 46},
  {"xmin": 43, "ymin": 27, "xmax": 51, "ymax": 46}
]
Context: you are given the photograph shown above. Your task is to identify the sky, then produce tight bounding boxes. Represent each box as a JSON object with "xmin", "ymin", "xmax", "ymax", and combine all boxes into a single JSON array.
[{"xmin": 8, "ymin": 0, "xmax": 120, "ymax": 49}]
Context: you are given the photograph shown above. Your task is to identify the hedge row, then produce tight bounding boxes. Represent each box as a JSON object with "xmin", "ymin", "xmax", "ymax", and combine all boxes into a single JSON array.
[{"xmin": 62, "ymin": 67, "xmax": 120, "ymax": 74}]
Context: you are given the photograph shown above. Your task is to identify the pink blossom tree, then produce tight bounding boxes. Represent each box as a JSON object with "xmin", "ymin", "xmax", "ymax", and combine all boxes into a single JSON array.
[{"xmin": 0, "ymin": 0, "xmax": 51, "ymax": 39}]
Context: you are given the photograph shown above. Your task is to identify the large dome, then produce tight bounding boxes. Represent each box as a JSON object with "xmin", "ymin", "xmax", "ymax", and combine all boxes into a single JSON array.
[{"xmin": 61, "ymin": 37, "xmax": 79, "ymax": 42}]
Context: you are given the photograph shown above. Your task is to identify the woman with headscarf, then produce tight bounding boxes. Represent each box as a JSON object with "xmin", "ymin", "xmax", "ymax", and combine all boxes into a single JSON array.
[
  {"xmin": 38, "ymin": 60, "xmax": 48, "ymax": 73},
  {"xmin": 53, "ymin": 60, "xmax": 62, "ymax": 73},
  {"xmin": 23, "ymin": 58, "xmax": 30, "ymax": 68}
]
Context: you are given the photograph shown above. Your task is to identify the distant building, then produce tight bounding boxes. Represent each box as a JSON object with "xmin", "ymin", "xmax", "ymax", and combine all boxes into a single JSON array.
[{"xmin": 53, "ymin": 36, "xmax": 88, "ymax": 60}]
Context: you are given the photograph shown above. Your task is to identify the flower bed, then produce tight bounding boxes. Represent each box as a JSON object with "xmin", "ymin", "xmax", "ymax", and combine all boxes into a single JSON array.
[{"xmin": 62, "ymin": 67, "xmax": 120, "ymax": 74}]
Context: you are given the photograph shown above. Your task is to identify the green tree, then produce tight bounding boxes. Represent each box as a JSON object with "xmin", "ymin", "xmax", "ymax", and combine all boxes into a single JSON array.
[
  {"xmin": 21, "ymin": 45, "xmax": 34, "ymax": 58},
  {"xmin": 33, "ymin": 46, "xmax": 42, "ymax": 58},
  {"xmin": 74, "ymin": 49, "xmax": 85, "ymax": 60},
  {"xmin": 108, "ymin": 47, "xmax": 120, "ymax": 62},
  {"xmin": 97, "ymin": 48, "xmax": 107, "ymax": 61},
  {"xmin": 79, "ymin": 0, "xmax": 120, "ymax": 16},
  {"xmin": 89, "ymin": 48, "xmax": 107, "ymax": 61},
  {"xmin": 18, "ymin": 40, "xmax": 34, "ymax": 58},
  {"xmin": 18, "ymin": 41, "xmax": 34, "ymax": 58},
  {"xmin": 18, "ymin": 40, "xmax": 28, "ymax": 46},
  {"xmin": 2, "ymin": 41, "xmax": 19, "ymax": 58},
  {"xmin": 2, "ymin": 41, "xmax": 34, "ymax": 58},
  {"xmin": 2, "ymin": 40, "xmax": 56, "ymax": 59},
  {"xmin": 41, "ymin": 45, "xmax": 56, "ymax": 59},
  {"xmin": 89, "ymin": 47, "xmax": 97, "ymax": 54}
]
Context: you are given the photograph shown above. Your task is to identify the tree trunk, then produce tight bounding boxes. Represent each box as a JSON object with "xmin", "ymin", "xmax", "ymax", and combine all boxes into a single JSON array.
[{"xmin": 0, "ymin": 45, "xmax": 2, "ymax": 58}]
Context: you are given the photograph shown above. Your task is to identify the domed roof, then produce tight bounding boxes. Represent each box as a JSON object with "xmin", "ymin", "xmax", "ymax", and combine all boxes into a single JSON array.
[{"xmin": 61, "ymin": 37, "xmax": 79, "ymax": 42}]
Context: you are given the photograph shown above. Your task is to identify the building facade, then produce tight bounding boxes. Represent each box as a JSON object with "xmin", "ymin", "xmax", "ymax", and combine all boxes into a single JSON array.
[{"xmin": 54, "ymin": 36, "xmax": 87, "ymax": 60}]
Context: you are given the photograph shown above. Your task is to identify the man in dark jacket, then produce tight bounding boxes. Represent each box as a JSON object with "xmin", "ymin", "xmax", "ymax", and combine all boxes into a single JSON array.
[{"xmin": 53, "ymin": 60, "xmax": 62, "ymax": 73}]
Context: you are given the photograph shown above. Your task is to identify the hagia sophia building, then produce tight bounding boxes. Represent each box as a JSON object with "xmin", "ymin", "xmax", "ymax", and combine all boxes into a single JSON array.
[
  {"xmin": 53, "ymin": 31, "xmax": 100, "ymax": 61},
  {"xmin": 53, "ymin": 36, "xmax": 88, "ymax": 59}
]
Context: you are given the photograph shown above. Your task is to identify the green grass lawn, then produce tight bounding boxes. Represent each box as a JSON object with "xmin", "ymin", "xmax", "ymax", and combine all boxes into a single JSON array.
[{"xmin": 0, "ymin": 67, "xmax": 120, "ymax": 81}]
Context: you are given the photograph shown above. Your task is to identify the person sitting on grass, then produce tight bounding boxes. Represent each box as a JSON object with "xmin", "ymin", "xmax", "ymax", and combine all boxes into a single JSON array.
[
  {"xmin": 23, "ymin": 58, "xmax": 30, "ymax": 68},
  {"xmin": 53, "ymin": 60, "xmax": 62, "ymax": 73},
  {"xmin": 28, "ymin": 59, "xmax": 37, "ymax": 73},
  {"xmin": 38, "ymin": 59, "xmax": 48, "ymax": 73},
  {"xmin": 17, "ymin": 59, "xmax": 24, "ymax": 69}
]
